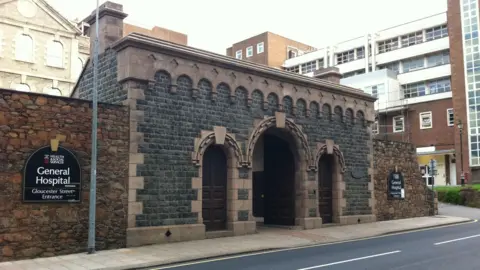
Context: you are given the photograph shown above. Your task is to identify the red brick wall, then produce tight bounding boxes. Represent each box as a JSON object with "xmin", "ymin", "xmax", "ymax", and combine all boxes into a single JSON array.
[
  {"xmin": 376, "ymin": 98, "xmax": 455, "ymax": 151},
  {"xmin": 448, "ymin": 0, "xmax": 473, "ymax": 182}
]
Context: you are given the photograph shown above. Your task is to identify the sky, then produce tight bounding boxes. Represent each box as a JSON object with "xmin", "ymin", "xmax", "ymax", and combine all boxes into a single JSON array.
[{"xmin": 47, "ymin": 0, "xmax": 448, "ymax": 55}]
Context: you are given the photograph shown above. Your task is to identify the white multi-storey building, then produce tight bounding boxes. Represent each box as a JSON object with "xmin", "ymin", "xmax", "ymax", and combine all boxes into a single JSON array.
[
  {"xmin": 283, "ymin": 12, "xmax": 457, "ymax": 186},
  {"xmin": 283, "ymin": 12, "xmax": 450, "ymax": 111}
]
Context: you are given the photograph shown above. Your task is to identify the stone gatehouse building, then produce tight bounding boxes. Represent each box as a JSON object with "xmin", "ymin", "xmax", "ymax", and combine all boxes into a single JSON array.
[{"xmin": 73, "ymin": 2, "xmax": 376, "ymax": 247}]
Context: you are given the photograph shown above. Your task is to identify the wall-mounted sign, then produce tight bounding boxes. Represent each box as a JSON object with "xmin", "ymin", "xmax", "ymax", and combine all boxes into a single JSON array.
[
  {"xmin": 388, "ymin": 168, "xmax": 405, "ymax": 199},
  {"xmin": 23, "ymin": 145, "xmax": 81, "ymax": 203}
]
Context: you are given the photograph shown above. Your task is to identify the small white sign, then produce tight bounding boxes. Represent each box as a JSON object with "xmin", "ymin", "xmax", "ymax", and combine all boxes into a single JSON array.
[{"xmin": 401, "ymin": 189, "xmax": 405, "ymax": 198}]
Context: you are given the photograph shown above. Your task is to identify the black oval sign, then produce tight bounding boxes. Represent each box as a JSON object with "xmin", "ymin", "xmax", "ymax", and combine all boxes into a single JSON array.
[{"xmin": 22, "ymin": 146, "xmax": 81, "ymax": 203}]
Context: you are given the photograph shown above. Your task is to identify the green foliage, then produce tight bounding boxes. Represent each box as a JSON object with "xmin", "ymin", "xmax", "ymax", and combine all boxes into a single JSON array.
[
  {"xmin": 440, "ymin": 190, "xmax": 465, "ymax": 205},
  {"xmin": 434, "ymin": 184, "xmax": 480, "ymax": 192}
]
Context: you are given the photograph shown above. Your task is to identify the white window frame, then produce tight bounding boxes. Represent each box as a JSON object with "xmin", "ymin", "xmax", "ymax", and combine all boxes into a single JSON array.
[
  {"xmin": 15, "ymin": 33, "xmax": 34, "ymax": 62},
  {"xmin": 419, "ymin": 111, "xmax": 433, "ymax": 129},
  {"xmin": 257, "ymin": 42, "xmax": 264, "ymax": 54},
  {"xmin": 235, "ymin": 50, "xmax": 242, "ymax": 59},
  {"xmin": 246, "ymin": 46, "xmax": 253, "ymax": 57},
  {"xmin": 46, "ymin": 40, "xmax": 64, "ymax": 68},
  {"xmin": 447, "ymin": 108, "xmax": 454, "ymax": 126},
  {"xmin": 372, "ymin": 120, "xmax": 379, "ymax": 134},
  {"xmin": 393, "ymin": 116, "xmax": 405, "ymax": 133}
]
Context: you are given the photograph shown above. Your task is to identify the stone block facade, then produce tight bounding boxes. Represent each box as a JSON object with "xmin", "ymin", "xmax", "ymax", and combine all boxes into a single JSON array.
[
  {"xmin": 0, "ymin": 89, "xmax": 129, "ymax": 262},
  {"xmin": 373, "ymin": 139, "xmax": 437, "ymax": 221},
  {"xmin": 74, "ymin": 1, "xmax": 379, "ymax": 245}
]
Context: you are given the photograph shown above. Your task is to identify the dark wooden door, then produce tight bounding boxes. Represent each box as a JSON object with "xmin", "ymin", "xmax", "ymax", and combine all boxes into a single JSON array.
[
  {"xmin": 202, "ymin": 145, "xmax": 227, "ymax": 231},
  {"xmin": 318, "ymin": 154, "xmax": 334, "ymax": 224},
  {"xmin": 264, "ymin": 135, "xmax": 295, "ymax": 226},
  {"xmin": 253, "ymin": 171, "xmax": 265, "ymax": 218}
]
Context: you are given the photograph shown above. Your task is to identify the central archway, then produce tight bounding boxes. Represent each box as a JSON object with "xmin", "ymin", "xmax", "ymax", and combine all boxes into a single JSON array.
[{"xmin": 252, "ymin": 128, "xmax": 298, "ymax": 226}]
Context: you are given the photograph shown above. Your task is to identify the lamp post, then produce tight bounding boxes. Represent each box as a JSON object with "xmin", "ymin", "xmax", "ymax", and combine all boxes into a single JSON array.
[
  {"xmin": 458, "ymin": 120, "xmax": 465, "ymax": 186},
  {"xmin": 87, "ymin": 0, "xmax": 100, "ymax": 254}
]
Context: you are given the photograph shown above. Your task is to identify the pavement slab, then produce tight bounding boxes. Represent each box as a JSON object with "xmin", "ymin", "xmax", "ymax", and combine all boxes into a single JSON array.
[{"xmin": 0, "ymin": 215, "xmax": 472, "ymax": 270}]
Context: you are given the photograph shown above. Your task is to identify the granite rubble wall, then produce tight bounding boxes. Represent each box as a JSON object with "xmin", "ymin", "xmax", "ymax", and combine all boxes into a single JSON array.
[
  {"xmin": 374, "ymin": 139, "xmax": 437, "ymax": 221},
  {"xmin": 0, "ymin": 89, "xmax": 129, "ymax": 262}
]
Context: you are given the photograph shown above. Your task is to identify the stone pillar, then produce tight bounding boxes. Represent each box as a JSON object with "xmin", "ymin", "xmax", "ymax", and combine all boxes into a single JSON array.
[
  {"xmin": 227, "ymin": 166, "xmax": 256, "ymax": 236},
  {"xmin": 84, "ymin": 1, "xmax": 128, "ymax": 55}
]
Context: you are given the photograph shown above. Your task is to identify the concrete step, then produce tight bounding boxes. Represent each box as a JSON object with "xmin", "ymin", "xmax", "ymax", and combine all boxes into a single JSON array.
[{"xmin": 205, "ymin": 230, "xmax": 234, "ymax": 239}]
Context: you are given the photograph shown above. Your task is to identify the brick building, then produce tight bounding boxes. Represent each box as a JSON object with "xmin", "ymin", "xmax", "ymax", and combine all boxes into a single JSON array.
[
  {"xmin": 123, "ymin": 23, "xmax": 187, "ymax": 46},
  {"xmin": 226, "ymin": 32, "xmax": 316, "ymax": 69},
  {"xmin": 73, "ymin": 2, "xmax": 376, "ymax": 247},
  {"xmin": 448, "ymin": 0, "xmax": 480, "ymax": 183}
]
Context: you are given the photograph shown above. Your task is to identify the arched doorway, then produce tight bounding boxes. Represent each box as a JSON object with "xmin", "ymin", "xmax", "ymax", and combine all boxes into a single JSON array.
[
  {"xmin": 252, "ymin": 129, "xmax": 296, "ymax": 226},
  {"xmin": 202, "ymin": 145, "xmax": 227, "ymax": 231},
  {"xmin": 318, "ymin": 154, "xmax": 334, "ymax": 224}
]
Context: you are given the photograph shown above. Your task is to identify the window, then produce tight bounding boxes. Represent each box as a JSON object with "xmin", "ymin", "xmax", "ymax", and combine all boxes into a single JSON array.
[
  {"xmin": 257, "ymin": 42, "xmax": 264, "ymax": 54},
  {"xmin": 372, "ymin": 121, "xmax": 379, "ymax": 134},
  {"xmin": 372, "ymin": 84, "xmax": 385, "ymax": 98},
  {"xmin": 44, "ymin": 87, "xmax": 62, "ymax": 96},
  {"xmin": 288, "ymin": 50, "xmax": 297, "ymax": 59},
  {"xmin": 378, "ymin": 62, "xmax": 400, "ymax": 73},
  {"xmin": 447, "ymin": 108, "xmax": 454, "ymax": 126},
  {"xmin": 428, "ymin": 78, "xmax": 451, "ymax": 94},
  {"xmin": 393, "ymin": 116, "xmax": 404, "ymax": 132},
  {"xmin": 318, "ymin": 58, "xmax": 325, "ymax": 68},
  {"xmin": 74, "ymin": 57, "xmax": 84, "ymax": 79},
  {"xmin": 15, "ymin": 33, "xmax": 33, "ymax": 62},
  {"xmin": 461, "ymin": 0, "xmax": 480, "ymax": 166},
  {"xmin": 401, "ymin": 31, "xmax": 423, "ymax": 47},
  {"xmin": 46, "ymin": 40, "xmax": 64, "ymax": 67},
  {"xmin": 343, "ymin": 69, "xmax": 365, "ymax": 78},
  {"xmin": 336, "ymin": 49, "xmax": 355, "ymax": 64},
  {"xmin": 235, "ymin": 50, "xmax": 242, "ymax": 59},
  {"xmin": 246, "ymin": 46, "xmax": 253, "ymax": 58},
  {"xmin": 427, "ymin": 51, "xmax": 450, "ymax": 67},
  {"xmin": 419, "ymin": 112, "xmax": 433, "ymax": 129},
  {"xmin": 13, "ymin": 83, "xmax": 30, "ymax": 92},
  {"xmin": 402, "ymin": 57, "xmax": 424, "ymax": 72},
  {"xmin": 403, "ymin": 82, "xmax": 426, "ymax": 98},
  {"xmin": 378, "ymin": 38, "xmax": 399, "ymax": 53},
  {"xmin": 364, "ymin": 83, "xmax": 385, "ymax": 98},
  {"xmin": 286, "ymin": 65, "xmax": 300, "ymax": 73},
  {"xmin": 356, "ymin": 46, "xmax": 365, "ymax": 59},
  {"xmin": 301, "ymin": 60, "xmax": 316, "ymax": 74},
  {"xmin": 426, "ymin": 25, "xmax": 448, "ymax": 41}
]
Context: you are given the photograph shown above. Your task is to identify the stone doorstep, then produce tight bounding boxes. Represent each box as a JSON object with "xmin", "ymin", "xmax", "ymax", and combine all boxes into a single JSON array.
[{"xmin": 0, "ymin": 216, "xmax": 472, "ymax": 270}]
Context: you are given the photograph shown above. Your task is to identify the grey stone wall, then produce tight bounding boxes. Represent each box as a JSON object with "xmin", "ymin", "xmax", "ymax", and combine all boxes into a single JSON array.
[
  {"xmin": 75, "ymin": 49, "xmax": 125, "ymax": 104},
  {"xmin": 132, "ymin": 71, "xmax": 371, "ymax": 227}
]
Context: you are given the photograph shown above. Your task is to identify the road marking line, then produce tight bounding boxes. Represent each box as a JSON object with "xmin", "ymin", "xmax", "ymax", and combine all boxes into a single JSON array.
[
  {"xmin": 150, "ymin": 220, "xmax": 476, "ymax": 269},
  {"xmin": 296, "ymin": 250, "xmax": 401, "ymax": 270},
  {"xmin": 434, "ymin": 234, "xmax": 480, "ymax": 246}
]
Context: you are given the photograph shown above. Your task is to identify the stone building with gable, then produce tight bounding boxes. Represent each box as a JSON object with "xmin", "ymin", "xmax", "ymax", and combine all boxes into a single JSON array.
[{"xmin": 72, "ymin": 2, "xmax": 377, "ymax": 247}]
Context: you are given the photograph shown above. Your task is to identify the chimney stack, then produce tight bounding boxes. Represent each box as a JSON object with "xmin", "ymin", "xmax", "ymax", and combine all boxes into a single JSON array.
[
  {"xmin": 313, "ymin": 67, "xmax": 343, "ymax": 84},
  {"xmin": 84, "ymin": 1, "xmax": 128, "ymax": 55}
]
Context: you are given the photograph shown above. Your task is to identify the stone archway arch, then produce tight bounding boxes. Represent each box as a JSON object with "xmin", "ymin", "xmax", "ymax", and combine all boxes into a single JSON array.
[
  {"xmin": 192, "ymin": 127, "xmax": 244, "ymax": 168},
  {"xmin": 245, "ymin": 115, "xmax": 312, "ymax": 168},
  {"xmin": 312, "ymin": 142, "xmax": 346, "ymax": 173},
  {"xmin": 313, "ymin": 140, "xmax": 347, "ymax": 224},
  {"xmin": 190, "ymin": 126, "xmax": 248, "ymax": 233}
]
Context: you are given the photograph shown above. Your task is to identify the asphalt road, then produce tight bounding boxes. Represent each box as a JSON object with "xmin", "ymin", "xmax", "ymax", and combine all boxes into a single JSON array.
[{"xmin": 149, "ymin": 220, "xmax": 480, "ymax": 270}]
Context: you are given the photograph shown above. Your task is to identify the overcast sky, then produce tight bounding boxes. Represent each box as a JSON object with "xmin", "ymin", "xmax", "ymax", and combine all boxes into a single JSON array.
[{"xmin": 47, "ymin": 0, "xmax": 447, "ymax": 54}]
